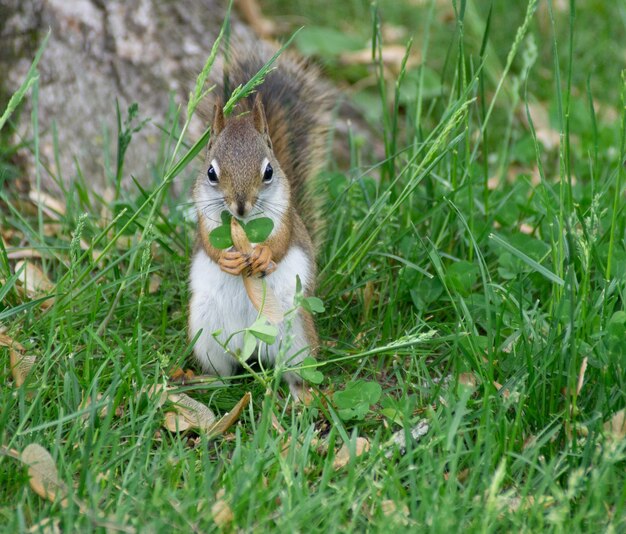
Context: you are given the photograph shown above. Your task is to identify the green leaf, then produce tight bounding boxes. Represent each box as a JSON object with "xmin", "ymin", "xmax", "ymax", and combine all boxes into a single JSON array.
[
  {"xmin": 209, "ymin": 225, "xmax": 233, "ymax": 249},
  {"xmin": 301, "ymin": 297, "xmax": 325, "ymax": 314},
  {"xmin": 241, "ymin": 331, "xmax": 257, "ymax": 361},
  {"xmin": 295, "ymin": 26, "xmax": 363, "ymax": 59},
  {"xmin": 445, "ymin": 260, "xmax": 479, "ymax": 296},
  {"xmin": 247, "ymin": 317, "xmax": 278, "ymax": 344},
  {"xmin": 608, "ymin": 311, "xmax": 626, "ymax": 341},
  {"xmin": 298, "ymin": 356, "xmax": 323, "ymax": 384},
  {"xmin": 244, "ymin": 217, "xmax": 274, "ymax": 243},
  {"xmin": 220, "ymin": 210, "xmax": 232, "ymax": 226},
  {"xmin": 333, "ymin": 381, "xmax": 382, "ymax": 420}
]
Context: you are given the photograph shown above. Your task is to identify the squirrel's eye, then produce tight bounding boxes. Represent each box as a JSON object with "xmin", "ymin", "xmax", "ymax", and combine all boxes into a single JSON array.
[
  {"xmin": 207, "ymin": 165, "xmax": 218, "ymax": 185},
  {"xmin": 263, "ymin": 163, "xmax": 273, "ymax": 184}
]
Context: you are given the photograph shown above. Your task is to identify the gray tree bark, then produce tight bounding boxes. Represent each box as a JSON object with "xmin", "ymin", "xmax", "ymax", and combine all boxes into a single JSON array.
[{"xmin": 0, "ymin": 0, "xmax": 254, "ymax": 193}]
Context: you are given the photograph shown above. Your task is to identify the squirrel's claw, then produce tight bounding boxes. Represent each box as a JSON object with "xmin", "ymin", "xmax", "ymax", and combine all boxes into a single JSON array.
[
  {"xmin": 218, "ymin": 249, "xmax": 249, "ymax": 276},
  {"xmin": 248, "ymin": 245, "xmax": 276, "ymax": 277}
]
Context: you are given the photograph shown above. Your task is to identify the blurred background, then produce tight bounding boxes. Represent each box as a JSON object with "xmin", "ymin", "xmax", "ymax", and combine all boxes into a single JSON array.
[{"xmin": 1, "ymin": 0, "xmax": 623, "ymax": 194}]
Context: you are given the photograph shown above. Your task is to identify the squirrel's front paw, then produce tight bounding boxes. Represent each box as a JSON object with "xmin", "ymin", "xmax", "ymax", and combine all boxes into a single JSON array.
[
  {"xmin": 248, "ymin": 245, "xmax": 276, "ymax": 277},
  {"xmin": 218, "ymin": 249, "xmax": 249, "ymax": 276}
]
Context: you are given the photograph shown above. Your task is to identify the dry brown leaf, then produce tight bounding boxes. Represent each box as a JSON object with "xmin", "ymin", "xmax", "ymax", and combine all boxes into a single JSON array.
[
  {"xmin": 381, "ymin": 23, "xmax": 408, "ymax": 43},
  {"xmin": 242, "ymin": 277, "xmax": 284, "ymax": 324},
  {"xmin": 27, "ymin": 517, "xmax": 61, "ymax": 534},
  {"xmin": 147, "ymin": 384, "xmax": 169, "ymax": 409},
  {"xmin": 148, "ymin": 274, "xmax": 162, "ymax": 294},
  {"xmin": 576, "ymin": 357, "xmax": 588, "ymax": 396},
  {"xmin": 208, "ymin": 392, "xmax": 251, "ymax": 437},
  {"xmin": 163, "ymin": 411, "xmax": 194, "ymax": 432},
  {"xmin": 212, "ymin": 489, "xmax": 234, "ymax": 528},
  {"xmin": 523, "ymin": 102, "xmax": 560, "ymax": 151},
  {"xmin": 458, "ymin": 372, "xmax": 478, "ymax": 388},
  {"xmin": 493, "ymin": 381, "xmax": 511, "ymax": 400},
  {"xmin": 0, "ymin": 333, "xmax": 24, "ymax": 350},
  {"xmin": 604, "ymin": 409, "xmax": 626, "ymax": 440},
  {"xmin": 15, "ymin": 260, "xmax": 55, "ymax": 309},
  {"xmin": 235, "ymin": 0, "xmax": 276, "ymax": 38},
  {"xmin": 16, "ymin": 260, "xmax": 54, "ymax": 293},
  {"xmin": 231, "ymin": 218, "xmax": 283, "ymax": 324},
  {"xmin": 169, "ymin": 368, "xmax": 196, "ymax": 384},
  {"xmin": 79, "ymin": 393, "xmax": 122, "ymax": 421},
  {"xmin": 21, "ymin": 444, "xmax": 69, "ymax": 507},
  {"xmin": 381, "ymin": 499, "xmax": 410, "ymax": 524},
  {"xmin": 10, "ymin": 348, "xmax": 36, "ymax": 388},
  {"xmin": 363, "ymin": 280, "xmax": 376, "ymax": 318},
  {"xmin": 2, "ymin": 333, "xmax": 35, "ymax": 387},
  {"xmin": 519, "ymin": 223, "xmax": 534, "ymax": 235},
  {"xmin": 28, "ymin": 191, "xmax": 66, "ymax": 220},
  {"xmin": 167, "ymin": 392, "xmax": 217, "ymax": 432},
  {"xmin": 333, "ymin": 437, "xmax": 370, "ymax": 470},
  {"xmin": 6, "ymin": 248, "xmax": 44, "ymax": 260},
  {"xmin": 443, "ymin": 468, "xmax": 470, "ymax": 483}
]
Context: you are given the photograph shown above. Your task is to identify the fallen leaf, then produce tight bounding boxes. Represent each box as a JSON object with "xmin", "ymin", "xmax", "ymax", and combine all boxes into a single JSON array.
[
  {"xmin": 381, "ymin": 23, "xmax": 408, "ymax": 43},
  {"xmin": 20, "ymin": 444, "xmax": 68, "ymax": 506},
  {"xmin": 458, "ymin": 372, "xmax": 478, "ymax": 388},
  {"xmin": 2, "ymin": 334, "xmax": 35, "ymax": 387},
  {"xmin": 362, "ymin": 280, "xmax": 376, "ymax": 318},
  {"xmin": 604, "ymin": 408, "xmax": 626, "ymax": 440},
  {"xmin": 523, "ymin": 102, "xmax": 560, "ymax": 151},
  {"xmin": 163, "ymin": 411, "xmax": 193, "ymax": 432},
  {"xmin": 169, "ymin": 368, "xmax": 195, "ymax": 384},
  {"xmin": 519, "ymin": 223, "xmax": 534, "ymax": 235},
  {"xmin": 381, "ymin": 499, "xmax": 410, "ymax": 524},
  {"xmin": 27, "ymin": 517, "xmax": 61, "ymax": 534},
  {"xmin": 16, "ymin": 260, "xmax": 54, "ymax": 293},
  {"xmin": 79, "ymin": 393, "xmax": 122, "ymax": 421},
  {"xmin": 147, "ymin": 384, "xmax": 169, "ymax": 409},
  {"xmin": 576, "ymin": 357, "xmax": 588, "ymax": 396},
  {"xmin": 148, "ymin": 274, "xmax": 162, "ymax": 293},
  {"xmin": 493, "ymin": 381, "xmax": 511, "ymax": 400},
  {"xmin": 15, "ymin": 260, "xmax": 55, "ymax": 309},
  {"xmin": 208, "ymin": 392, "xmax": 251, "ymax": 437},
  {"xmin": 166, "ymin": 392, "xmax": 217, "ymax": 432},
  {"xmin": 333, "ymin": 437, "xmax": 370, "ymax": 470},
  {"xmin": 236, "ymin": 0, "xmax": 276, "ymax": 38},
  {"xmin": 28, "ymin": 190, "xmax": 66, "ymax": 220},
  {"xmin": 443, "ymin": 468, "xmax": 470, "ymax": 483},
  {"xmin": 6, "ymin": 248, "xmax": 44, "ymax": 260},
  {"xmin": 212, "ymin": 489, "xmax": 234, "ymax": 528}
]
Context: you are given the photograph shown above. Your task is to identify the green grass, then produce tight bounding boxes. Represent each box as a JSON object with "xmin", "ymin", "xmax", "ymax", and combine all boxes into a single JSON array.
[{"xmin": 2, "ymin": 0, "xmax": 626, "ymax": 531}]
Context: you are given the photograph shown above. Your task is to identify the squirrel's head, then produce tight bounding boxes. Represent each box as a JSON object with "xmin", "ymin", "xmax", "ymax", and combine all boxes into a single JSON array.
[{"xmin": 196, "ymin": 94, "xmax": 290, "ymax": 229}]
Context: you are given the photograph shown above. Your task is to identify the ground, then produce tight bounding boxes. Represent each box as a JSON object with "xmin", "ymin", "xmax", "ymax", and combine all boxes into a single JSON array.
[{"xmin": 1, "ymin": 0, "xmax": 625, "ymax": 531}]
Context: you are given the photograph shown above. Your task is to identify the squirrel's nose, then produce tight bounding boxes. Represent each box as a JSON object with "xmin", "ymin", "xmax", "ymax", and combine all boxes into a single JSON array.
[{"xmin": 236, "ymin": 200, "xmax": 246, "ymax": 217}]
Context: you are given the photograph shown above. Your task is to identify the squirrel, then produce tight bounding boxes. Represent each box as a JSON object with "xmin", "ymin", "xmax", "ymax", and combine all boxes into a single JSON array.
[{"xmin": 188, "ymin": 44, "xmax": 332, "ymax": 398}]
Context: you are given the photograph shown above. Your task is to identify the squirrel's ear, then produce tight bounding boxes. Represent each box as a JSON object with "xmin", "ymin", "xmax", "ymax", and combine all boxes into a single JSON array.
[
  {"xmin": 252, "ymin": 94, "xmax": 272, "ymax": 148},
  {"xmin": 211, "ymin": 101, "xmax": 225, "ymax": 137}
]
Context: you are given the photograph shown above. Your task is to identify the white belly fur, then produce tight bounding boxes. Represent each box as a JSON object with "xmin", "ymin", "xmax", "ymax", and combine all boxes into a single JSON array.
[{"xmin": 188, "ymin": 246, "xmax": 313, "ymax": 376}]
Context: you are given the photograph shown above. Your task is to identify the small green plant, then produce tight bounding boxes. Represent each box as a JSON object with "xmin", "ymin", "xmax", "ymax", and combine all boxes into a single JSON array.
[
  {"xmin": 333, "ymin": 380, "xmax": 382, "ymax": 420},
  {"xmin": 208, "ymin": 210, "xmax": 274, "ymax": 249}
]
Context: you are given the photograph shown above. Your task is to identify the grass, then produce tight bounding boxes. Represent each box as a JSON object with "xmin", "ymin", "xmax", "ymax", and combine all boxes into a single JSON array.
[{"xmin": 1, "ymin": 0, "xmax": 626, "ymax": 531}]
